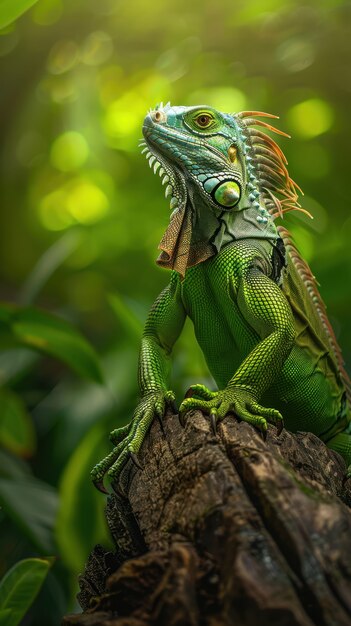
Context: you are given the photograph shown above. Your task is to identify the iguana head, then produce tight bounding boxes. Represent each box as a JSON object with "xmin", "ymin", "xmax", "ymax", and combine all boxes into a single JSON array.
[{"xmin": 142, "ymin": 102, "xmax": 303, "ymax": 276}]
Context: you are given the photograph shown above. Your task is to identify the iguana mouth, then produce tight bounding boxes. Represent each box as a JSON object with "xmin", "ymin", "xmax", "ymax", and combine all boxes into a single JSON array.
[
  {"xmin": 140, "ymin": 129, "xmax": 192, "ymax": 276},
  {"xmin": 140, "ymin": 135, "xmax": 186, "ymax": 219},
  {"xmin": 141, "ymin": 115, "xmax": 190, "ymax": 208}
]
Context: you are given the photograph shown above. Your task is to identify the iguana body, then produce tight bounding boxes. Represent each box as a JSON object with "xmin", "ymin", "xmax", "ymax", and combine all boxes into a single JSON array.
[{"xmin": 92, "ymin": 103, "xmax": 351, "ymax": 492}]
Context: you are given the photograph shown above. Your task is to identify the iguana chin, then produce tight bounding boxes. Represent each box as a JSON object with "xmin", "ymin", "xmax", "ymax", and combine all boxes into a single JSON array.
[{"xmin": 91, "ymin": 102, "xmax": 351, "ymax": 493}]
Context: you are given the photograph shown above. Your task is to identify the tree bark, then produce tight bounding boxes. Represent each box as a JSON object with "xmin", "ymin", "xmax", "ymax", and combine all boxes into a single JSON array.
[{"xmin": 63, "ymin": 409, "xmax": 351, "ymax": 626}]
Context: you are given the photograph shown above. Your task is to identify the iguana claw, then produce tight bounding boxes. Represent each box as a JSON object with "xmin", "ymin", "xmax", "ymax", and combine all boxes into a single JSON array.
[
  {"xmin": 168, "ymin": 399, "xmax": 179, "ymax": 414},
  {"xmin": 155, "ymin": 411, "xmax": 165, "ymax": 433},
  {"xmin": 179, "ymin": 410, "xmax": 186, "ymax": 428},
  {"xmin": 184, "ymin": 387, "xmax": 195, "ymax": 399},
  {"xmin": 276, "ymin": 419, "xmax": 284, "ymax": 436},
  {"xmin": 260, "ymin": 428, "xmax": 267, "ymax": 442},
  {"xmin": 210, "ymin": 409, "xmax": 217, "ymax": 435},
  {"xmin": 93, "ymin": 479, "xmax": 109, "ymax": 495}
]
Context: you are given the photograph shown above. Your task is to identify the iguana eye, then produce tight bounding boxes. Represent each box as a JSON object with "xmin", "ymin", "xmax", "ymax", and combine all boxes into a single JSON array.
[
  {"xmin": 184, "ymin": 109, "xmax": 219, "ymax": 133},
  {"xmin": 194, "ymin": 114, "xmax": 213, "ymax": 128}
]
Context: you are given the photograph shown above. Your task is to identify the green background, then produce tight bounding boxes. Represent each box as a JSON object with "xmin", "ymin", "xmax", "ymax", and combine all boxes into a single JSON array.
[{"xmin": 0, "ymin": 0, "xmax": 351, "ymax": 623}]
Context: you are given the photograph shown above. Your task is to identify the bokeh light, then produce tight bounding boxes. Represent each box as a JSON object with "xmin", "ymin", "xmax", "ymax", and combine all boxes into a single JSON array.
[
  {"xmin": 186, "ymin": 87, "xmax": 247, "ymax": 112},
  {"xmin": 287, "ymin": 98, "xmax": 334, "ymax": 138},
  {"xmin": 81, "ymin": 31, "xmax": 113, "ymax": 66},
  {"xmin": 38, "ymin": 177, "xmax": 110, "ymax": 230},
  {"xmin": 47, "ymin": 40, "xmax": 79, "ymax": 74},
  {"xmin": 50, "ymin": 132, "xmax": 89, "ymax": 172}
]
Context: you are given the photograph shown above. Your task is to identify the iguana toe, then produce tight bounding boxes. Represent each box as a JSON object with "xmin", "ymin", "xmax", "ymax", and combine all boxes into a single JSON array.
[
  {"xmin": 184, "ymin": 384, "xmax": 216, "ymax": 401},
  {"xmin": 109, "ymin": 424, "xmax": 130, "ymax": 445}
]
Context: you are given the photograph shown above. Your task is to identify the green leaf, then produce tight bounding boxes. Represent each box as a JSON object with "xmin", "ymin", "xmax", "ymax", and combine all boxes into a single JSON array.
[
  {"xmin": 0, "ymin": 477, "xmax": 58, "ymax": 553},
  {"xmin": 0, "ymin": 609, "xmax": 11, "ymax": 625},
  {"xmin": 20, "ymin": 230, "xmax": 82, "ymax": 306},
  {"xmin": 108, "ymin": 292, "xmax": 143, "ymax": 344},
  {"xmin": 55, "ymin": 422, "xmax": 110, "ymax": 572},
  {"xmin": 0, "ymin": 448, "xmax": 32, "ymax": 480},
  {"xmin": 0, "ymin": 348, "xmax": 39, "ymax": 387},
  {"xmin": 0, "ymin": 389, "xmax": 36, "ymax": 457},
  {"xmin": 0, "ymin": 0, "xmax": 39, "ymax": 29},
  {"xmin": 0, "ymin": 557, "xmax": 53, "ymax": 626},
  {"xmin": 0, "ymin": 304, "xmax": 103, "ymax": 383}
]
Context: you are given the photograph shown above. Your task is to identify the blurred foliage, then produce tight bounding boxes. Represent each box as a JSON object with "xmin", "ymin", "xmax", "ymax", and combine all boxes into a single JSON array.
[
  {"xmin": 0, "ymin": 0, "xmax": 39, "ymax": 30},
  {"xmin": 0, "ymin": 557, "xmax": 53, "ymax": 626},
  {"xmin": 1, "ymin": 0, "xmax": 351, "ymax": 623}
]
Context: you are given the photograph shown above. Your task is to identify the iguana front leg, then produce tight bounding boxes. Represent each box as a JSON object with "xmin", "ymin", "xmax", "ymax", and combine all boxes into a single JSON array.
[
  {"xmin": 91, "ymin": 272, "xmax": 186, "ymax": 492},
  {"xmin": 91, "ymin": 386, "xmax": 176, "ymax": 493},
  {"xmin": 179, "ymin": 264, "xmax": 296, "ymax": 436}
]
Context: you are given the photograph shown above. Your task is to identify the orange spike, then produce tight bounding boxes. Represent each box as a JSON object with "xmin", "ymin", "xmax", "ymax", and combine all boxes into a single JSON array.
[
  {"xmin": 264, "ymin": 188, "xmax": 283, "ymax": 218},
  {"xmin": 257, "ymin": 161, "xmax": 287, "ymax": 180},
  {"xmin": 236, "ymin": 110, "xmax": 279, "ymax": 119},
  {"xmin": 250, "ymin": 130, "xmax": 288, "ymax": 164},
  {"xmin": 281, "ymin": 198, "xmax": 300, "ymax": 208},
  {"xmin": 249, "ymin": 138, "xmax": 288, "ymax": 165},
  {"xmin": 273, "ymin": 206, "xmax": 313, "ymax": 219},
  {"xmin": 244, "ymin": 118, "xmax": 291, "ymax": 138},
  {"xmin": 292, "ymin": 207, "xmax": 313, "ymax": 219},
  {"xmin": 276, "ymin": 187, "xmax": 294, "ymax": 199},
  {"xmin": 253, "ymin": 145, "xmax": 283, "ymax": 165},
  {"xmin": 289, "ymin": 177, "xmax": 304, "ymax": 196},
  {"xmin": 271, "ymin": 208, "xmax": 288, "ymax": 219},
  {"xmin": 258, "ymin": 155, "xmax": 288, "ymax": 179}
]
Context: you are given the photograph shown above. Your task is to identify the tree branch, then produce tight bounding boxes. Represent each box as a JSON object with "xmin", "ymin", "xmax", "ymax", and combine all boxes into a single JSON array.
[{"xmin": 63, "ymin": 410, "xmax": 351, "ymax": 626}]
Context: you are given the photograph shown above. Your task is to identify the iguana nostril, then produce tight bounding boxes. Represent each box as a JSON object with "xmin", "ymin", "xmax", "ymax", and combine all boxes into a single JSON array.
[{"xmin": 152, "ymin": 110, "xmax": 166, "ymax": 123}]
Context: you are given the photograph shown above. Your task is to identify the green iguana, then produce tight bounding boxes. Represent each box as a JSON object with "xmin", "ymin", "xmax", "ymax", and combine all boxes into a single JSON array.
[{"xmin": 91, "ymin": 103, "xmax": 351, "ymax": 493}]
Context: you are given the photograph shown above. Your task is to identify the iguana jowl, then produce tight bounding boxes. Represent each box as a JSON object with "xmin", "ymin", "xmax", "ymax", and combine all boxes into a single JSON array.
[{"xmin": 92, "ymin": 103, "xmax": 351, "ymax": 492}]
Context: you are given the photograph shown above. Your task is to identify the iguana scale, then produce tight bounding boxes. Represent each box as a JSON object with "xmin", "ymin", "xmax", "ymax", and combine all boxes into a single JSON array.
[{"xmin": 92, "ymin": 103, "xmax": 351, "ymax": 492}]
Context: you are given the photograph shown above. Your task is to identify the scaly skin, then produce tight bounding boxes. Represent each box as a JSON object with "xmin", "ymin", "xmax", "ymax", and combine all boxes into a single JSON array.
[{"xmin": 91, "ymin": 103, "xmax": 351, "ymax": 492}]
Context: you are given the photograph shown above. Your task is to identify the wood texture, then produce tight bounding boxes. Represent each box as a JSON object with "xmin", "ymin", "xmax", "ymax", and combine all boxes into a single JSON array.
[{"xmin": 63, "ymin": 409, "xmax": 351, "ymax": 626}]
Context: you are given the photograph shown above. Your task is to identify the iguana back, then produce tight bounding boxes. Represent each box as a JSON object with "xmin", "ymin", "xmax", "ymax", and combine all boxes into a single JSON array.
[
  {"xmin": 278, "ymin": 227, "xmax": 351, "ymax": 407},
  {"xmin": 232, "ymin": 109, "xmax": 350, "ymax": 405}
]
